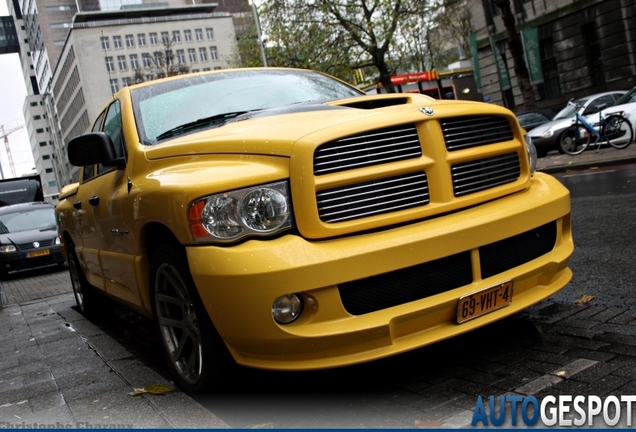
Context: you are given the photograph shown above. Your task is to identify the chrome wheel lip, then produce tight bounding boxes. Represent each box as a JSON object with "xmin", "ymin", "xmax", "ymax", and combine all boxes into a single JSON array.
[{"xmin": 154, "ymin": 262, "xmax": 204, "ymax": 385}]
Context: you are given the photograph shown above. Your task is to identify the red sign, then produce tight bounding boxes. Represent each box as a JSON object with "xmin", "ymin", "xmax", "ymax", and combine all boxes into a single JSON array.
[{"xmin": 390, "ymin": 71, "xmax": 439, "ymax": 85}]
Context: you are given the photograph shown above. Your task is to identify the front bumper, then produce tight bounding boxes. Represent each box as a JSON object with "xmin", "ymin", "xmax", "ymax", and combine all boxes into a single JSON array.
[
  {"xmin": 187, "ymin": 172, "xmax": 573, "ymax": 371},
  {"xmin": 1, "ymin": 246, "xmax": 65, "ymax": 274}
]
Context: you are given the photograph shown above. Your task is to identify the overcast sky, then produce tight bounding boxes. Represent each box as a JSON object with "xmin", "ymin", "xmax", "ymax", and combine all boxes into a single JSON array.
[{"xmin": 1, "ymin": 0, "xmax": 37, "ymax": 178}]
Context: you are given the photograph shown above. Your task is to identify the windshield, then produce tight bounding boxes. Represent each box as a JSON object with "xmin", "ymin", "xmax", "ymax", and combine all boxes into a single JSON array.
[
  {"xmin": 131, "ymin": 69, "xmax": 364, "ymax": 144},
  {"xmin": 613, "ymin": 88, "xmax": 636, "ymax": 106},
  {"xmin": 0, "ymin": 207, "xmax": 56, "ymax": 234},
  {"xmin": 554, "ymin": 98, "xmax": 587, "ymax": 119}
]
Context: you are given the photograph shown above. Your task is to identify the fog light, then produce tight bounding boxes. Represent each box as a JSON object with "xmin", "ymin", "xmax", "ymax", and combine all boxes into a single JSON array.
[{"xmin": 272, "ymin": 294, "xmax": 302, "ymax": 324}]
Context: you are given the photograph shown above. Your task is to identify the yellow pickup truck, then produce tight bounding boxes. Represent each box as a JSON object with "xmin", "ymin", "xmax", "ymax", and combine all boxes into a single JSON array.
[{"xmin": 56, "ymin": 68, "xmax": 573, "ymax": 392}]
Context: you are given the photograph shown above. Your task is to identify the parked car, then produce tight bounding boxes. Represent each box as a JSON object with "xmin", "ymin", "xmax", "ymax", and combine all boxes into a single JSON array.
[
  {"xmin": 0, "ymin": 202, "xmax": 64, "ymax": 278},
  {"xmin": 56, "ymin": 68, "xmax": 574, "ymax": 393},
  {"xmin": 590, "ymin": 86, "xmax": 636, "ymax": 133},
  {"xmin": 527, "ymin": 91, "xmax": 626, "ymax": 157},
  {"xmin": 515, "ymin": 109, "xmax": 555, "ymax": 132}
]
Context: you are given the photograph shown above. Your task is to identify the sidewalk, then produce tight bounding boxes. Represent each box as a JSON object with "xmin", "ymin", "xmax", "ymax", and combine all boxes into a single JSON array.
[
  {"xmin": 0, "ymin": 276, "xmax": 229, "ymax": 428},
  {"xmin": 536, "ymin": 142, "xmax": 636, "ymax": 173},
  {"xmin": 0, "ymin": 143, "xmax": 634, "ymax": 429}
]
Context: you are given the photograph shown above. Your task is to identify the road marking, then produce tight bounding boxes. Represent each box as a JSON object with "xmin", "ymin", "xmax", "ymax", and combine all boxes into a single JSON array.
[{"xmin": 562, "ymin": 170, "xmax": 616, "ymax": 178}]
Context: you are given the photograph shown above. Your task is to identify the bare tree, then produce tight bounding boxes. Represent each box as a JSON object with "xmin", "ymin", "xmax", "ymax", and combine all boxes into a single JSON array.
[
  {"xmin": 494, "ymin": 0, "xmax": 536, "ymax": 110},
  {"xmin": 133, "ymin": 39, "xmax": 189, "ymax": 83}
]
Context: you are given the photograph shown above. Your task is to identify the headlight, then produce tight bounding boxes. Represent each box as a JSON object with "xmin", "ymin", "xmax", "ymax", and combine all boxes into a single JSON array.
[
  {"xmin": 525, "ymin": 134, "xmax": 537, "ymax": 175},
  {"xmin": 539, "ymin": 129, "xmax": 554, "ymax": 139},
  {"xmin": 0, "ymin": 245, "xmax": 16, "ymax": 253},
  {"xmin": 55, "ymin": 237, "xmax": 61, "ymax": 245},
  {"xmin": 189, "ymin": 181, "xmax": 293, "ymax": 242}
]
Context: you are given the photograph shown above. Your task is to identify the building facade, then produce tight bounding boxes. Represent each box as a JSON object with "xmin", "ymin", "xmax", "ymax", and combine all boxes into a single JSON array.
[
  {"xmin": 2, "ymin": 0, "xmax": 244, "ymax": 201},
  {"xmin": 49, "ymin": 5, "xmax": 237, "ymax": 185},
  {"xmin": 469, "ymin": 0, "xmax": 636, "ymax": 112}
]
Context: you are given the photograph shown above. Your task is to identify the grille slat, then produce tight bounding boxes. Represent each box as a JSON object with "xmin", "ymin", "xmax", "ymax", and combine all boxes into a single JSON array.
[
  {"xmin": 313, "ymin": 125, "xmax": 421, "ymax": 175},
  {"xmin": 17, "ymin": 239, "xmax": 55, "ymax": 250},
  {"xmin": 338, "ymin": 221, "xmax": 557, "ymax": 316},
  {"xmin": 441, "ymin": 116, "xmax": 514, "ymax": 151},
  {"xmin": 452, "ymin": 153, "xmax": 520, "ymax": 196},
  {"xmin": 317, "ymin": 172, "xmax": 429, "ymax": 223}
]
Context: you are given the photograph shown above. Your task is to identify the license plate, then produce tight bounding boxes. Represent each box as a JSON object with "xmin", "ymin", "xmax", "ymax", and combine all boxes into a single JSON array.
[
  {"xmin": 457, "ymin": 280, "xmax": 513, "ymax": 324},
  {"xmin": 27, "ymin": 250, "xmax": 50, "ymax": 258}
]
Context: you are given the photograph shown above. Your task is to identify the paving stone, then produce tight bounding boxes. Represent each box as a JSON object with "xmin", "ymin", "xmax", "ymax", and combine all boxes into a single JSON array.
[
  {"xmin": 568, "ymin": 361, "xmax": 624, "ymax": 384},
  {"xmin": 563, "ymin": 347, "xmax": 616, "ymax": 362},
  {"xmin": 608, "ymin": 309, "xmax": 636, "ymax": 325},
  {"xmin": 515, "ymin": 374, "xmax": 563, "ymax": 395},
  {"xmin": 549, "ymin": 358, "xmax": 599, "ymax": 379}
]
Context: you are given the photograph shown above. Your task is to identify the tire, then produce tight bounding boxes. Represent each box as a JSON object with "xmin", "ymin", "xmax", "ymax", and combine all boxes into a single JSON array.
[
  {"xmin": 559, "ymin": 125, "xmax": 590, "ymax": 155},
  {"xmin": 67, "ymin": 244, "xmax": 106, "ymax": 318},
  {"xmin": 149, "ymin": 244, "xmax": 234, "ymax": 392},
  {"xmin": 603, "ymin": 115, "xmax": 633, "ymax": 149}
]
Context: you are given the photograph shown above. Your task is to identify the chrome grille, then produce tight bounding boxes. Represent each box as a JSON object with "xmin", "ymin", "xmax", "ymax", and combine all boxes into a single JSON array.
[
  {"xmin": 451, "ymin": 153, "xmax": 520, "ymax": 197},
  {"xmin": 317, "ymin": 172, "xmax": 429, "ymax": 223},
  {"xmin": 313, "ymin": 125, "xmax": 421, "ymax": 175},
  {"xmin": 441, "ymin": 116, "xmax": 513, "ymax": 151}
]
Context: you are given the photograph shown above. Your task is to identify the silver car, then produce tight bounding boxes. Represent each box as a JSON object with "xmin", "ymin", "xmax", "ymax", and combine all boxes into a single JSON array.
[{"xmin": 528, "ymin": 91, "xmax": 626, "ymax": 157}]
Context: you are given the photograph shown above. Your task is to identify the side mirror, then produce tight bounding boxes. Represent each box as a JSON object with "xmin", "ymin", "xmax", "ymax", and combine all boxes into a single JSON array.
[{"xmin": 67, "ymin": 132, "xmax": 125, "ymax": 168}]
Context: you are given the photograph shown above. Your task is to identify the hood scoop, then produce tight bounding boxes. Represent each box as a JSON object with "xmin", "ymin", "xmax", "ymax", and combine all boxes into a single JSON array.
[{"xmin": 340, "ymin": 97, "xmax": 409, "ymax": 110}]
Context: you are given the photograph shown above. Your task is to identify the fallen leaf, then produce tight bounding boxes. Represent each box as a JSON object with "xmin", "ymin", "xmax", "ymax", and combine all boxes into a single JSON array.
[
  {"xmin": 575, "ymin": 295, "xmax": 595, "ymax": 305},
  {"xmin": 129, "ymin": 385, "xmax": 176, "ymax": 396},
  {"xmin": 415, "ymin": 419, "xmax": 444, "ymax": 428},
  {"xmin": 556, "ymin": 370, "xmax": 567, "ymax": 377}
]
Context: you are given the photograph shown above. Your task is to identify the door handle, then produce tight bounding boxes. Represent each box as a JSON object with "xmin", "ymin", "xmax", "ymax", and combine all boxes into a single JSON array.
[
  {"xmin": 88, "ymin": 195, "xmax": 100, "ymax": 206},
  {"xmin": 73, "ymin": 201, "xmax": 81, "ymax": 209}
]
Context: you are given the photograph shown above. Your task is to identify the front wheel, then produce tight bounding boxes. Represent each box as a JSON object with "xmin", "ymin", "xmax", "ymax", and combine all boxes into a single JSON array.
[
  {"xmin": 559, "ymin": 125, "xmax": 591, "ymax": 155},
  {"xmin": 150, "ymin": 244, "xmax": 234, "ymax": 392},
  {"xmin": 603, "ymin": 115, "xmax": 633, "ymax": 149},
  {"xmin": 67, "ymin": 244, "xmax": 112, "ymax": 319}
]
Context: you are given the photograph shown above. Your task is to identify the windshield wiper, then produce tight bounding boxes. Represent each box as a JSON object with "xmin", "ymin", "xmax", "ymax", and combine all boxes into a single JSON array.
[{"xmin": 156, "ymin": 110, "xmax": 256, "ymax": 141}]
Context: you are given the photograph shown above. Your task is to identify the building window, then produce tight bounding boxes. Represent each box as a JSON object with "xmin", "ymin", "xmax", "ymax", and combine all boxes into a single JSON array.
[
  {"xmin": 188, "ymin": 48, "xmax": 197, "ymax": 62},
  {"xmin": 33, "ymin": 115, "xmax": 41, "ymax": 120},
  {"xmin": 105, "ymin": 56, "xmax": 114, "ymax": 72},
  {"xmin": 161, "ymin": 31, "xmax": 170, "ymax": 44},
  {"xmin": 172, "ymin": 30, "xmax": 181, "ymax": 43},
  {"xmin": 195, "ymin": 28, "xmax": 203, "ymax": 41},
  {"xmin": 110, "ymin": 78, "xmax": 119, "ymax": 94},
  {"xmin": 149, "ymin": 32, "xmax": 158, "ymax": 45},
  {"xmin": 176, "ymin": 49, "xmax": 185, "ymax": 64},
  {"xmin": 184, "ymin": 30, "xmax": 192, "ymax": 42},
  {"xmin": 50, "ymin": 22, "xmax": 71, "ymax": 29},
  {"xmin": 209, "ymin": 46, "xmax": 218, "ymax": 61},
  {"xmin": 154, "ymin": 52, "xmax": 162, "ymax": 66},
  {"xmin": 130, "ymin": 54, "xmax": 139, "ymax": 69},
  {"xmin": 39, "ymin": 141, "xmax": 47, "ymax": 147},
  {"xmin": 117, "ymin": 55, "xmax": 127, "ymax": 71},
  {"xmin": 30, "ymin": 102, "xmax": 37, "ymax": 106},
  {"xmin": 538, "ymin": 36, "xmax": 562, "ymax": 99},
  {"xmin": 138, "ymin": 33, "xmax": 146, "ymax": 47},
  {"xmin": 122, "ymin": 77, "xmax": 132, "ymax": 87},
  {"xmin": 100, "ymin": 36, "xmax": 110, "ymax": 49},
  {"xmin": 199, "ymin": 47, "xmax": 208, "ymax": 62},
  {"xmin": 206, "ymin": 28, "xmax": 214, "ymax": 40},
  {"xmin": 45, "ymin": 168, "xmax": 53, "ymax": 173},
  {"xmin": 36, "ymin": 128, "xmax": 44, "ymax": 133},
  {"xmin": 582, "ymin": 22, "xmax": 604, "ymax": 87},
  {"xmin": 142, "ymin": 53, "xmax": 152, "ymax": 68},
  {"xmin": 191, "ymin": 69, "xmax": 199, "ymax": 73},
  {"xmin": 42, "ymin": 154, "xmax": 50, "ymax": 160},
  {"xmin": 125, "ymin": 34, "xmax": 134, "ymax": 48},
  {"xmin": 48, "ymin": 180, "xmax": 57, "ymax": 187},
  {"xmin": 113, "ymin": 35, "xmax": 122, "ymax": 48}
]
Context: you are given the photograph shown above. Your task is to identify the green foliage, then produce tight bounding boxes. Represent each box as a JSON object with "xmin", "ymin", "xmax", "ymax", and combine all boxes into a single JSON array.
[{"xmin": 243, "ymin": 0, "xmax": 472, "ymax": 92}]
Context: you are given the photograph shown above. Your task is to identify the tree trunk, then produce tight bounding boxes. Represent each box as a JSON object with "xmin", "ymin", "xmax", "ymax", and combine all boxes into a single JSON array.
[{"xmin": 495, "ymin": 0, "xmax": 536, "ymax": 110}]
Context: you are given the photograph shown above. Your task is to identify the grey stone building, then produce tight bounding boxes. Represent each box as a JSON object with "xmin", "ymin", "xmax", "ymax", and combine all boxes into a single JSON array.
[
  {"xmin": 50, "ymin": 5, "xmax": 237, "ymax": 184},
  {"xmin": 468, "ymin": 0, "xmax": 636, "ymax": 112}
]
